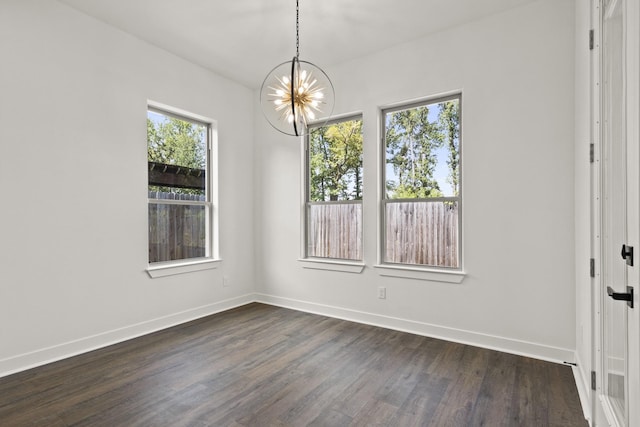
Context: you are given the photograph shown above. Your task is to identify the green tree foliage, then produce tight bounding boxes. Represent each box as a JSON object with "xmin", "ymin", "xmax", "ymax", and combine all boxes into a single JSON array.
[
  {"xmin": 147, "ymin": 115, "xmax": 206, "ymax": 195},
  {"xmin": 309, "ymin": 119, "xmax": 363, "ymax": 201},
  {"xmin": 438, "ymin": 100, "xmax": 460, "ymax": 196},
  {"xmin": 147, "ymin": 117, "xmax": 206, "ymax": 169},
  {"xmin": 385, "ymin": 101, "xmax": 460, "ymax": 199},
  {"xmin": 386, "ymin": 106, "xmax": 443, "ymax": 198}
]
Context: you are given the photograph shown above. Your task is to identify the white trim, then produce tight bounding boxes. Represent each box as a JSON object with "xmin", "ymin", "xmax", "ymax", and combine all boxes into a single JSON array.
[
  {"xmin": 374, "ymin": 264, "xmax": 466, "ymax": 283},
  {"xmin": 624, "ymin": 1, "xmax": 640, "ymax": 426},
  {"xmin": 146, "ymin": 100, "xmax": 220, "ymax": 264},
  {"xmin": 592, "ymin": 0, "xmax": 640, "ymax": 424},
  {"xmin": 254, "ymin": 293, "xmax": 574, "ymax": 363},
  {"xmin": 379, "ymin": 93, "xmax": 463, "ymax": 272},
  {"xmin": 300, "ymin": 133, "xmax": 307, "ymax": 258},
  {"xmin": 590, "ymin": 1, "xmax": 605, "ymax": 425},
  {"xmin": 307, "ymin": 110, "xmax": 365, "ymax": 128},
  {"xmin": 573, "ymin": 351, "xmax": 594, "ymax": 426},
  {"xmin": 147, "ymin": 100, "xmax": 214, "ymax": 125},
  {"xmin": 146, "ymin": 258, "xmax": 221, "ymax": 278},
  {"xmin": 378, "ymin": 89, "xmax": 464, "ymax": 112},
  {"xmin": 301, "ymin": 115, "xmax": 365, "ymax": 261},
  {"xmin": 2, "ymin": 295, "xmax": 580, "ymax": 394},
  {"xmin": 209, "ymin": 120, "xmax": 220, "ymax": 260},
  {"xmin": 298, "ymin": 258, "xmax": 365, "ymax": 273},
  {"xmin": 600, "ymin": 393, "xmax": 622, "ymax": 427},
  {"xmin": 0, "ymin": 294, "xmax": 254, "ymax": 379}
]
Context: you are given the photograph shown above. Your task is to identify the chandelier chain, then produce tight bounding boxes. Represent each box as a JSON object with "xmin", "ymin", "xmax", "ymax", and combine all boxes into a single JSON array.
[
  {"xmin": 295, "ymin": 0, "xmax": 299, "ymax": 59},
  {"xmin": 260, "ymin": 0, "xmax": 334, "ymax": 136}
]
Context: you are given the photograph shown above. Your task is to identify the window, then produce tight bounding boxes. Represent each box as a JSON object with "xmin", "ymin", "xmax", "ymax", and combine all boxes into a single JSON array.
[
  {"xmin": 305, "ymin": 116, "xmax": 363, "ymax": 261},
  {"xmin": 382, "ymin": 95, "xmax": 461, "ymax": 269},
  {"xmin": 147, "ymin": 106, "xmax": 215, "ymax": 264}
]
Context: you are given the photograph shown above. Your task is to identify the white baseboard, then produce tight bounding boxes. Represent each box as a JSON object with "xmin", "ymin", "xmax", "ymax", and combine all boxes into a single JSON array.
[
  {"xmin": 255, "ymin": 293, "xmax": 575, "ymax": 364},
  {"xmin": 572, "ymin": 352, "xmax": 593, "ymax": 426},
  {"xmin": 1, "ymin": 293, "xmax": 577, "ymax": 380},
  {"xmin": 0, "ymin": 293, "xmax": 255, "ymax": 379}
]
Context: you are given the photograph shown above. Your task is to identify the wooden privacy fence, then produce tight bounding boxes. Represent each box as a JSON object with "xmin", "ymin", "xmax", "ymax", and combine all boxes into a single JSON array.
[
  {"xmin": 148, "ymin": 193, "xmax": 458, "ymax": 266},
  {"xmin": 385, "ymin": 201, "xmax": 459, "ymax": 268},
  {"xmin": 148, "ymin": 192, "xmax": 206, "ymax": 263},
  {"xmin": 308, "ymin": 202, "xmax": 363, "ymax": 260},
  {"xmin": 308, "ymin": 200, "xmax": 459, "ymax": 267}
]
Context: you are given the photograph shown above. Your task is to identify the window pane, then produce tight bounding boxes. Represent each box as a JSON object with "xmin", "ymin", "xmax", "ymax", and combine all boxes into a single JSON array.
[
  {"xmin": 385, "ymin": 201, "xmax": 459, "ymax": 268},
  {"xmin": 307, "ymin": 202, "xmax": 362, "ymax": 260},
  {"xmin": 147, "ymin": 106, "xmax": 213, "ymax": 266},
  {"xmin": 306, "ymin": 116, "xmax": 363, "ymax": 261},
  {"xmin": 149, "ymin": 202, "xmax": 208, "ymax": 263},
  {"xmin": 309, "ymin": 119, "xmax": 363, "ymax": 201},
  {"xmin": 147, "ymin": 110, "xmax": 207, "ymax": 197},
  {"xmin": 385, "ymin": 99, "xmax": 460, "ymax": 199}
]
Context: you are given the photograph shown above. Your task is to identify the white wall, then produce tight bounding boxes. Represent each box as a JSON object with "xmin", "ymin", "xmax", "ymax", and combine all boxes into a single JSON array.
[
  {"xmin": 255, "ymin": 0, "xmax": 577, "ymax": 362},
  {"xmin": 0, "ymin": 0, "xmax": 583, "ymax": 378},
  {"xmin": 0, "ymin": 0, "xmax": 254, "ymax": 375}
]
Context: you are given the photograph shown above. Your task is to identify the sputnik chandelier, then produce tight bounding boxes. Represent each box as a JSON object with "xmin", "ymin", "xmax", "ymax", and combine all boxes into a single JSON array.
[{"xmin": 260, "ymin": 0, "xmax": 335, "ymax": 136}]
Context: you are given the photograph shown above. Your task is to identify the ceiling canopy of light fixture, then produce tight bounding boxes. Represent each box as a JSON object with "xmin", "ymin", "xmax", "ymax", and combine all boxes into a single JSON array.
[{"xmin": 259, "ymin": 0, "xmax": 335, "ymax": 137}]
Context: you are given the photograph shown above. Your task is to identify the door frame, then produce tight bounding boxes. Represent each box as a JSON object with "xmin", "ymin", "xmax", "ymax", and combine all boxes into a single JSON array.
[
  {"xmin": 625, "ymin": 0, "xmax": 639, "ymax": 424},
  {"xmin": 590, "ymin": 0, "xmax": 640, "ymax": 425}
]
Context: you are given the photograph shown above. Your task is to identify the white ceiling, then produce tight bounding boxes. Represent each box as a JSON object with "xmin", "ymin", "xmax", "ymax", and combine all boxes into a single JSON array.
[{"xmin": 58, "ymin": 0, "xmax": 539, "ymax": 89}]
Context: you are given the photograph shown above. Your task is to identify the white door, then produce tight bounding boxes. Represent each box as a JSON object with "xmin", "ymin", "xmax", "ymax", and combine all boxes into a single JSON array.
[{"xmin": 596, "ymin": 0, "xmax": 639, "ymax": 426}]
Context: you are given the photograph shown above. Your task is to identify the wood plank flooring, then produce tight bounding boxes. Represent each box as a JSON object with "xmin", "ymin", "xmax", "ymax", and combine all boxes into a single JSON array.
[{"xmin": 0, "ymin": 303, "xmax": 587, "ymax": 426}]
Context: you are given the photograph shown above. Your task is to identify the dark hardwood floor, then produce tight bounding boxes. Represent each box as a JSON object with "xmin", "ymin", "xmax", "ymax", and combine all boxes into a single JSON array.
[{"xmin": 0, "ymin": 303, "xmax": 587, "ymax": 426}]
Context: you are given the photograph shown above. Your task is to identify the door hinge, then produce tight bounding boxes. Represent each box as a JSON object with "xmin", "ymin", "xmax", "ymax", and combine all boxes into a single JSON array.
[
  {"xmin": 589, "ymin": 143, "xmax": 594, "ymax": 163},
  {"xmin": 589, "ymin": 29, "xmax": 594, "ymax": 50},
  {"xmin": 621, "ymin": 244, "xmax": 634, "ymax": 266},
  {"xmin": 591, "ymin": 371, "xmax": 596, "ymax": 390},
  {"xmin": 590, "ymin": 258, "xmax": 595, "ymax": 278}
]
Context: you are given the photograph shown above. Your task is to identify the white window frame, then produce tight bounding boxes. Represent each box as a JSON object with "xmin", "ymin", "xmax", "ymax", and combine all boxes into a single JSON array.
[
  {"xmin": 299, "ymin": 114, "xmax": 365, "ymax": 273},
  {"xmin": 377, "ymin": 94, "xmax": 464, "ymax": 282},
  {"xmin": 146, "ymin": 101, "xmax": 219, "ymax": 278}
]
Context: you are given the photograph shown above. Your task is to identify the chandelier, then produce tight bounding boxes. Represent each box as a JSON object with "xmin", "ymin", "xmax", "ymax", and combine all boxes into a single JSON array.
[{"xmin": 260, "ymin": 0, "xmax": 335, "ymax": 136}]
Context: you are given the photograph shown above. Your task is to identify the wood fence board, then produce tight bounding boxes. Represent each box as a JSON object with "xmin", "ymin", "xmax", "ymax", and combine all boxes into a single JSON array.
[
  {"xmin": 307, "ymin": 201, "xmax": 458, "ymax": 267},
  {"xmin": 148, "ymin": 192, "xmax": 207, "ymax": 263}
]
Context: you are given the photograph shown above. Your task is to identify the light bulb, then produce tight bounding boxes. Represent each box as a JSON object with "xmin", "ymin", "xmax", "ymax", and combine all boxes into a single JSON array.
[{"xmin": 260, "ymin": 58, "xmax": 334, "ymax": 136}]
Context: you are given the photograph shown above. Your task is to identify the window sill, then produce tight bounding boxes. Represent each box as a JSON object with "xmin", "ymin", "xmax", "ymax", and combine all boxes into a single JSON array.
[
  {"xmin": 374, "ymin": 264, "xmax": 466, "ymax": 283},
  {"xmin": 298, "ymin": 258, "xmax": 365, "ymax": 274},
  {"xmin": 147, "ymin": 258, "xmax": 221, "ymax": 278}
]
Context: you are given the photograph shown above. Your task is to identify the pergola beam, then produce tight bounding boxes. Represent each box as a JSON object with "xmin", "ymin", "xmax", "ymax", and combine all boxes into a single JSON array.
[{"xmin": 148, "ymin": 161, "xmax": 205, "ymax": 190}]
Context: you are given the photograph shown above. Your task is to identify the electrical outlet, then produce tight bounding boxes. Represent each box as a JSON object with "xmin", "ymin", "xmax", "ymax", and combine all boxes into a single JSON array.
[
  {"xmin": 223, "ymin": 276, "xmax": 230, "ymax": 287},
  {"xmin": 378, "ymin": 287, "xmax": 386, "ymax": 299}
]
